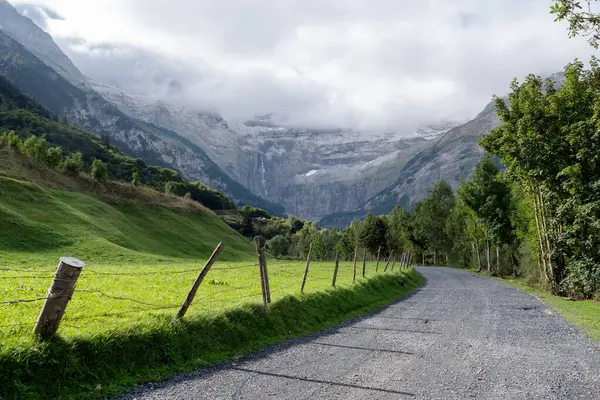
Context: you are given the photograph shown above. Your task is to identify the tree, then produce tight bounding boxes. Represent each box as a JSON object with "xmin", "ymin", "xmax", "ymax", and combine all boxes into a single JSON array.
[
  {"xmin": 458, "ymin": 158, "xmax": 513, "ymax": 274},
  {"xmin": 481, "ymin": 60, "xmax": 600, "ymax": 297},
  {"xmin": 132, "ymin": 172, "xmax": 141, "ymax": 186},
  {"xmin": 266, "ymin": 235, "xmax": 290, "ymax": 258},
  {"xmin": 551, "ymin": 0, "xmax": 600, "ymax": 47},
  {"xmin": 359, "ymin": 213, "xmax": 389, "ymax": 256},
  {"xmin": 46, "ymin": 147, "xmax": 63, "ymax": 168},
  {"xmin": 91, "ymin": 159, "xmax": 108, "ymax": 182},
  {"xmin": 413, "ymin": 180, "xmax": 456, "ymax": 266},
  {"xmin": 62, "ymin": 152, "xmax": 84, "ymax": 176}
]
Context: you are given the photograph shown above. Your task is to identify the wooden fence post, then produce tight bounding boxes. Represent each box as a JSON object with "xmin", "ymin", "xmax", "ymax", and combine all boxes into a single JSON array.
[
  {"xmin": 332, "ymin": 251, "xmax": 340, "ymax": 287},
  {"xmin": 391, "ymin": 255, "xmax": 397, "ymax": 271},
  {"xmin": 352, "ymin": 245, "xmax": 358, "ymax": 283},
  {"xmin": 362, "ymin": 249, "xmax": 367, "ymax": 278},
  {"xmin": 384, "ymin": 251, "xmax": 394, "ymax": 272},
  {"xmin": 177, "ymin": 243, "xmax": 224, "ymax": 319},
  {"xmin": 261, "ymin": 248, "xmax": 271, "ymax": 304},
  {"xmin": 34, "ymin": 257, "xmax": 85, "ymax": 339},
  {"xmin": 254, "ymin": 237, "xmax": 268, "ymax": 306},
  {"xmin": 301, "ymin": 243, "xmax": 313, "ymax": 294},
  {"xmin": 375, "ymin": 246, "xmax": 381, "ymax": 272}
]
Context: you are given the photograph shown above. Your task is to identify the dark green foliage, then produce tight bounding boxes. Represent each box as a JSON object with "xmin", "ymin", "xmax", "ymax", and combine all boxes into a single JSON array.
[
  {"xmin": 46, "ymin": 146, "xmax": 62, "ymax": 168},
  {"xmin": 62, "ymin": 152, "xmax": 83, "ymax": 176},
  {"xmin": 267, "ymin": 235, "xmax": 290, "ymax": 257},
  {"xmin": 359, "ymin": 213, "xmax": 389, "ymax": 255},
  {"xmin": 91, "ymin": 159, "xmax": 108, "ymax": 182},
  {"xmin": 481, "ymin": 58, "xmax": 600, "ymax": 298},
  {"xmin": 241, "ymin": 205, "xmax": 272, "ymax": 219}
]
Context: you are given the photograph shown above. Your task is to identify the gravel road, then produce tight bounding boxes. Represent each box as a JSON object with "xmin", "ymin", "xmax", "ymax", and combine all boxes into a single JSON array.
[{"xmin": 116, "ymin": 267, "xmax": 600, "ymax": 399}]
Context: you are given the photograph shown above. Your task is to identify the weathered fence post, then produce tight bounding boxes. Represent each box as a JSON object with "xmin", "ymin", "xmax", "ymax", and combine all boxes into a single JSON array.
[
  {"xmin": 176, "ymin": 243, "xmax": 224, "ymax": 319},
  {"xmin": 375, "ymin": 246, "xmax": 381, "ymax": 272},
  {"xmin": 34, "ymin": 257, "xmax": 86, "ymax": 339},
  {"xmin": 352, "ymin": 245, "xmax": 358, "ymax": 283},
  {"xmin": 301, "ymin": 243, "xmax": 313, "ymax": 294},
  {"xmin": 332, "ymin": 251, "xmax": 340, "ymax": 287},
  {"xmin": 362, "ymin": 249, "xmax": 367, "ymax": 278},
  {"xmin": 254, "ymin": 237, "xmax": 268, "ymax": 306},
  {"xmin": 260, "ymin": 247, "xmax": 271, "ymax": 304},
  {"xmin": 391, "ymin": 254, "xmax": 397, "ymax": 271},
  {"xmin": 384, "ymin": 251, "xmax": 394, "ymax": 272}
]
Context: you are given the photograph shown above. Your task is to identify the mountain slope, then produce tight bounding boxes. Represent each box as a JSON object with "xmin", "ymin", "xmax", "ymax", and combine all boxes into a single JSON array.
[
  {"xmin": 319, "ymin": 102, "xmax": 500, "ymax": 227},
  {"xmin": 0, "ymin": 152, "xmax": 255, "ymax": 266},
  {"xmin": 93, "ymin": 84, "xmax": 453, "ymax": 221},
  {"xmin": 0, "ymin": 28, "xmax": 283, "ymax": 215}
]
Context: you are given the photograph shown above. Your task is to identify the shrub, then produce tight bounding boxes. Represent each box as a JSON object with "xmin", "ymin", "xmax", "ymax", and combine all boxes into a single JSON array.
[
  {"xmin": 46, "ymin": 147, "xmax": 63, "ymax": 168},
  {"xmin": 91, "ymin": 159, "xmax": 109, "ymax": 182},
  {"xmin": 132, "ymin": 172, "xmax": 141, "ymax": 187},
  {"xmin": 266, "ymin": 235, "xmax": 290, "ymax": 258},
  {"xmin": 62, "ymin": 152, "xmax": 84, "ymax": 176}
]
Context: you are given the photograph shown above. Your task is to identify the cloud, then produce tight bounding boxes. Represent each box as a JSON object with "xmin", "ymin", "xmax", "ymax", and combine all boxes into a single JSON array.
[
  {"xmin": 13, "ymin": 2, "xmax": 63, "ymax": 31},
  {"xmin": 10, "ymin": 0, "xmax": 597, "ymax": 131}
]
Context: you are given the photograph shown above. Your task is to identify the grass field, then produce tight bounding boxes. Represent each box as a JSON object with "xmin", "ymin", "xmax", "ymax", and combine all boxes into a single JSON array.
[{"xmin": 0, "ymin": 165, "xmax": 423, "ymax": 399}]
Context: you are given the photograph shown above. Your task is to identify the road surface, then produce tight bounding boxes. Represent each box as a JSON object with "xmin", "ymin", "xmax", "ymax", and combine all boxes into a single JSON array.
[{"xmin": 116, "ymin": 267, "xmax": 600, "ymax": 399}]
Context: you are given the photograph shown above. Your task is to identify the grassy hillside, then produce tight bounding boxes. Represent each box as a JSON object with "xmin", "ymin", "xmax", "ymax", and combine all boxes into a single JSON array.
[{"xmin": 0, "ymin": 151, "xmax": 255, "ymax": 267}]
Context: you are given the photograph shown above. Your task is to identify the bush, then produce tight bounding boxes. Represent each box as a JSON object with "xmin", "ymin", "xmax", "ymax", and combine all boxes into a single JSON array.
[
  {"xmin": 266, "ymin": 235, "xmax": 290, "ymax": 258},
  {"xmin": 132, "ymin": 172, "xmax": 141, "ymax": 187},
  {"xmin": 46, "ymin": 147, "xmax": 63, "ymax": 168},
  {"xmin": 62, "ymin": 152, "xmax": 84, "ymax": 176},
  {"xmin": 91, "ymin": 159, "xmax": 108, "ymax": 182}
]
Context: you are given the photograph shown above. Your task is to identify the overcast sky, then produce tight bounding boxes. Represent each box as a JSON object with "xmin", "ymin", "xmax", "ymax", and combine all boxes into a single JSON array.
[{"xmin": 11, "ymin": 0, "xmax": 597, "ymax": 131}]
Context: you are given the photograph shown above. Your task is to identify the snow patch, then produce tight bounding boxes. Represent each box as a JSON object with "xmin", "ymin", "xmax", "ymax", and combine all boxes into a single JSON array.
[{"xmin": 305, "ymin": 170, "xmax": 318, "ymax": 177}]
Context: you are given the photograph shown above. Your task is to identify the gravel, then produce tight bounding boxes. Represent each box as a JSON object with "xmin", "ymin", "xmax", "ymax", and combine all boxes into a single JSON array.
[{"xmin": 114, "ymin": 267, "xmax": 600, "ymax": 399}]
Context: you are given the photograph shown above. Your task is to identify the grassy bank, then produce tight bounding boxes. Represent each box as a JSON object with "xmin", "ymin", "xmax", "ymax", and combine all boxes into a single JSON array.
[{"xmin": 1, "ymin": 268, "xmax": 422, "ymax": 400}]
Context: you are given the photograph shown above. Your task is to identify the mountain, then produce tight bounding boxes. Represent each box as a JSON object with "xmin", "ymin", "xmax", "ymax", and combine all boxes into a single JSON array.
[
  {"xmin": 318, "ymin": 102, "xmax": 500, "ymax": 227},
  {"xmin": 0, "ymin": 2, "xmax": 284, "ymax": 215},
  {"xmin": 92, "ymin": 85, "xmax": 456, "ymax": 220}
]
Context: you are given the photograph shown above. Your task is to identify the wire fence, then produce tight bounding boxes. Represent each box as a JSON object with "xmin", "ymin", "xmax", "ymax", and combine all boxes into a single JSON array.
[{"xmin": 0, "ymin": 242, "xmax": 414, "ymax": 339}]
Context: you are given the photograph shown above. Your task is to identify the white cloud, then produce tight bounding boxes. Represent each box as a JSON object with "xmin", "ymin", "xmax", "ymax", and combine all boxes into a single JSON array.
[{"xmin": 10, "ymin": 0, "xmax": 596, "ymax": 131}]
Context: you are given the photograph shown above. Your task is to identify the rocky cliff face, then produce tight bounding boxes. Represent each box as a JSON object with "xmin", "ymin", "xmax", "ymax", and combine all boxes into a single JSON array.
[
  {"xmin": 319, "ymin": 102, "xmax": 501, "ymax": 227},
  {"xmin": 90, "ymin": 84, "xmax": 456, "ymax": 220}
]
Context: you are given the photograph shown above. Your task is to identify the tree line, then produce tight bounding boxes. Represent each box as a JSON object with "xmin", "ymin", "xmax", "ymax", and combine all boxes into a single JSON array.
[{"xmin": 246, "ymin": 58, "xmax": 600, "ymax": 301}]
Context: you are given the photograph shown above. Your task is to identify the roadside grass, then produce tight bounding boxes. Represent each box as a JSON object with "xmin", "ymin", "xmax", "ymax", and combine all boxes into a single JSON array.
[
  {"xmin": 463, "ymin": 268, "xmax": 600, "ymax": 343},
  {"xmin": 0, "ymin": 262, "xmax": 422, "ymax": 400}
]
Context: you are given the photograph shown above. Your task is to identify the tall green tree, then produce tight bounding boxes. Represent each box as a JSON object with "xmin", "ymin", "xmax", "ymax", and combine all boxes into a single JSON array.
[{"xmin": 359, "ymin": 213, "xmax": 389, "ymax": 256}]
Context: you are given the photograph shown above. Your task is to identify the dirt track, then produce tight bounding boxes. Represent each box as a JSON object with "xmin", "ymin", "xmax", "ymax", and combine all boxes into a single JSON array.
[{"xmin": 116, "ymin": 267, "xmax": 600, "ymax": 399}]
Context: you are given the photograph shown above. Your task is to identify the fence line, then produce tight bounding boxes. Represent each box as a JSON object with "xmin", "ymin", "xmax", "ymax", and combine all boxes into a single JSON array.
[{"xmin": 1, "ymin": 243, "xmax": 413, "ymax": 339}]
